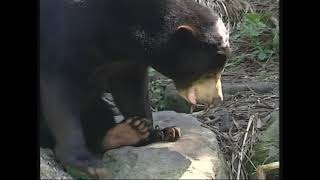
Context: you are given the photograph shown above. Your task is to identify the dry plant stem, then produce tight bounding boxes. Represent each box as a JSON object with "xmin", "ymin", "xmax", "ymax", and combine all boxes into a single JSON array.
[{"xmin": 236, "ymin": 115, "xmax": 254, "ymax": 180}]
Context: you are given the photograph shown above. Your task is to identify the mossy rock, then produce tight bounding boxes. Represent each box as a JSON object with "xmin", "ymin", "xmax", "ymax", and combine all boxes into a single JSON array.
[
  {"xmin": 247, "ymin": 111, "xmax": 279, "ymax": 179},
  {"xmin": 163, "ymin": 86, "xmax": 191, "ymax": 113}
]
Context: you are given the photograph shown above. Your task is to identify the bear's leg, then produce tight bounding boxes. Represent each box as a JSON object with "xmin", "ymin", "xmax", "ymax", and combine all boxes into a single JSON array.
[
  {"xmin": 97, "ymin": 65, "xmax": 152, "ymax": 150},
  {"xmin": 110, "ymin": 65, "xmax": 153, "ymax": 125},
  {"xmin": 101, "ymin": 66, "xmax": 181, "ymax": 150},
  {"xmin": 80, "ymin": 95, "xmax": 118, "ymax": 153},
  {"xmin": 40, "ymin": 78, "xmax": 111, "ymax": 179}
]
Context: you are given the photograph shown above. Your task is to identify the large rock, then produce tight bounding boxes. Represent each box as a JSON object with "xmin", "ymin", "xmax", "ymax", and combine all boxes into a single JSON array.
[
  {"xmin": 253, "ymin": 111, "xmax": 279, "ymax": 164},
  {"xmin": 247, "ymin": 111, "xmax": 279, "ymax": 179},
  {"xmin": 40, "ymin": 111, "xmax": 228, "ymax": 179},
  {"xmin": 106, "ymin": 111, "xmax": 228, "ymax": 179}
]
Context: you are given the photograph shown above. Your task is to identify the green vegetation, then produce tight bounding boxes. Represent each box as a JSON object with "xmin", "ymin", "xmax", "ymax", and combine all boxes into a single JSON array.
[{"xmin": 229, "ymin": 12, "xmax": 279, "ymax": 66}]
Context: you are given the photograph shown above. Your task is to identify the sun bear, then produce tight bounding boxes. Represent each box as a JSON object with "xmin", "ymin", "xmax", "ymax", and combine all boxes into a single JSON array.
[{"xmin": 40, "ymin": 0, "xmax": 231, "ymax": 178}]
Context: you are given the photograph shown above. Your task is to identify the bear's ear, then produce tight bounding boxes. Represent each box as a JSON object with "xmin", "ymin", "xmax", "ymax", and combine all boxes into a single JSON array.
[
  {"xmin": 174, "ymin": 25, "xmax": 197, "ymax": 42},
  {"xmin": 176, "ymin": 25, "xmax": 196, "ymax": 36}
]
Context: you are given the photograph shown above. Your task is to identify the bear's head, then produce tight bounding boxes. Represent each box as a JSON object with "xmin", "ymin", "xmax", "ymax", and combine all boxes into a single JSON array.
[{"xmin": 153, "ymin": 16, "xmax": 231, "ymax": 107}]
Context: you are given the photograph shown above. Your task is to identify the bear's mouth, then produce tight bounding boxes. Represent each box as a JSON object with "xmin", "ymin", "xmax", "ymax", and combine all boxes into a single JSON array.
[
  {"xmin": 178, "ymin": 89, "xmax": 222, "ymax": 108},
  {"xmin": 176, "ymin": 73, "xmax": 223, "ymax": 107}
]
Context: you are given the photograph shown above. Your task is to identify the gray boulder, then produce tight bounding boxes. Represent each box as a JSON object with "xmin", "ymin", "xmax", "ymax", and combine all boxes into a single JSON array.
[
  {"xmin": 40, "ymin": 111, "xmax": 228, "ymax": 179},
  {"xmin": 107, "ymin": 111, "xmax": 228, "ymax": 179}
]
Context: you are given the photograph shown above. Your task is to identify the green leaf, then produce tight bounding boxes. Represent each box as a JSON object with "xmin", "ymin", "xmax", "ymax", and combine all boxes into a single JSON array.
[{"xmin": 258, "ymin": 51, "xmax": 267, "ymax": 61}]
